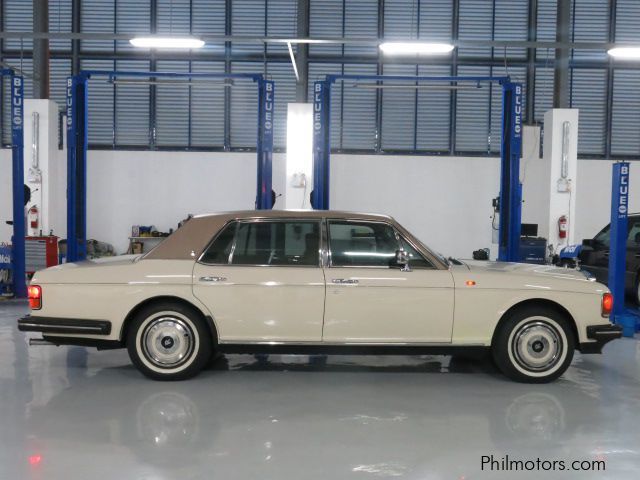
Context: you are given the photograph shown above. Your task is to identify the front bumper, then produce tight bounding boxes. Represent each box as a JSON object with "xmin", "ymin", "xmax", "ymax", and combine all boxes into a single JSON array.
[
  {"xmin": 579, "ymin": 324, "xmax": 623, "ymax": 354},
  {"xmin": 18, "ymin": 315, "xmax": 112, "ymax": 336}
]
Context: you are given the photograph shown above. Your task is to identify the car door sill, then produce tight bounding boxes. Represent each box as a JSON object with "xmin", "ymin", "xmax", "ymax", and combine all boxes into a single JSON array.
[{"xmin": 217, "ymin": 342, "xmax": 488, "ymax": 356}]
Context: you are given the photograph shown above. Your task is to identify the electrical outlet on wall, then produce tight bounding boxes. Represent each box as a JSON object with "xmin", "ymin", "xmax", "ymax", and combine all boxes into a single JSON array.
[{"xmin": 557, "ymin": 177, "xmax": 571, "ymax": 193}]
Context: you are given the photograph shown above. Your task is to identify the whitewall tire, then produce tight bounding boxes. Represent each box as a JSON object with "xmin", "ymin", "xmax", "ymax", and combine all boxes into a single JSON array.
[
  {"xmin": 492, "ymin": 306, "xmax": 575, "ymax": 383},
  {"xmin": 127, "ymin": 302, "xmax": 213, "ymax": 381}
]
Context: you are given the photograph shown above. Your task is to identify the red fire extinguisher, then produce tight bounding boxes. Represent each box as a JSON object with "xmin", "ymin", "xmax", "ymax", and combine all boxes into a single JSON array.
[
  {"xmin": 27, "ymin": 205, "xmax": 39, "ymax": 230},
  {"xmin": 558, "ymin": 215, "xmax": 568, "ymax": 239}
]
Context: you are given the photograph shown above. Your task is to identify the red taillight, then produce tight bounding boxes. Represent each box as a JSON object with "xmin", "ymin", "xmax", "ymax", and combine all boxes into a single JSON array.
[
  {"xmin": 28, "ymin": 285, "xmax": 42, "ymax": 310},
  {"xmin": 601, "ymin": 292, "xmax": 613, "ymax": 317}
]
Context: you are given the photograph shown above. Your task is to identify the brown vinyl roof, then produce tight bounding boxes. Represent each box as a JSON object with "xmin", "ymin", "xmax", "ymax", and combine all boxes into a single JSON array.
[{"xmin": 143, "ymin": 210, "xmax": 395, "ymax": 260}]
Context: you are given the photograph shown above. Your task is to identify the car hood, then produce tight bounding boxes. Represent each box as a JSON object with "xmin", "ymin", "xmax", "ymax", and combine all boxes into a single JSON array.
[{"xmin": 452, "ymin": 259, "xmax": 607, "ymax": 294}]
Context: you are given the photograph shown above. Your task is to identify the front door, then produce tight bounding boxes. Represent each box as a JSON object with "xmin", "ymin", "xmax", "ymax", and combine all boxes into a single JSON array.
[
  {"xmin": 322, "ymin": 219, "xmax": 455, "ymax": 343},
  {"xmin": 192, "ymin": 219, "xmax": 325, "ymax": 342}
]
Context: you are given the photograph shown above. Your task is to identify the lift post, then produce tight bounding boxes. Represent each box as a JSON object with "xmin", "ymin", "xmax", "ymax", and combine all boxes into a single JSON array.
[
  {"xmin": 311, "ymin": 80, "xmax": 330, "ymax": 210},
  {"xmin": 66, "ymin": 75, "xmax": 88, "ymax": 262},
  {"xmin": 1, "ymin": 69, "xmax": 26, "ymax": 297},
  {"xmin": 608, "ymin": 162, "xmax": 637, "ymax": 336},
  {"xmin": 498, "ymin": 82, "xmax": 524, "ymax": 262},
  {"xmin": 65, "ymin": 70, "xmax": 273, "ymax": 261},
  {"xmin": 256, "ymin": 78, "xmax": 275, "ymax": 210},
  {"xmin": 312, "ymin": 74, "xmax": 523, "ymax": 261}
]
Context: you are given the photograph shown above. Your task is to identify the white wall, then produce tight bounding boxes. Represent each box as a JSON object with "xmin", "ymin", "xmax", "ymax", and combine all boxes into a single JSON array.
[
  {"xmin": 0, "ymin": 149, "xmax": 12, "ymax": 245},
  {"xmin": 1, "ymin": 147, "xmax": 639, "ymax": 258},
  {"xmin": 574, "ymin": 160, "xmax": 640, "ymax": 241},
  {"xmin": 330, "ymin": 154, "xmax": 501, "ymax": 258},
  {"xmin": 331, "ymin": 153, "xmax": 640, "ymax": 258},
  {"xmin": 85, "ymin": 150, "xmax": 286, "ymax": 253}
]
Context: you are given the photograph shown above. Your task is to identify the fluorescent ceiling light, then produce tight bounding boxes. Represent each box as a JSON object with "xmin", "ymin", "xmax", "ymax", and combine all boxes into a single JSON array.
[
  {"xmin": 607, "ymin": 47, "xmax": 640, "ymax": 59},
  {"xmin": 379, "ymin": 42, "xmax": 454, "ymax": 55},
  {"xmin": 129, "ymin": 36, "xmax": 205, "ymax": 49}
]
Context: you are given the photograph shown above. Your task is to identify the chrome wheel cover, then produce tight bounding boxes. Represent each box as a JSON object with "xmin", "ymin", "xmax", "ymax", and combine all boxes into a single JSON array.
[
  {"xmin": 141, "ymin": 316, "xmax": 195, "ymax": 369},
  {"xmin": 511, "ymin": 321, "xmax": 563, "ymax": 372}
]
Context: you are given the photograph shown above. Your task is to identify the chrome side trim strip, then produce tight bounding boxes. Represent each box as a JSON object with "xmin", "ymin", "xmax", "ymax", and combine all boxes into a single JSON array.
[{"xmin": 218, "ymin": 340, "xmax": 485, "ymax": 347}]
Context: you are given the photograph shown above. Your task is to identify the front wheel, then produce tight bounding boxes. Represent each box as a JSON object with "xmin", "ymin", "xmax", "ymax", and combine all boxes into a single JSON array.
[
  {"xmin": 492, "ymin": 306, "xmax": 575, "ymax": 383},
  {"xmin": 126, "ymin": 302, "xmax": 213, "ymax": 381}
]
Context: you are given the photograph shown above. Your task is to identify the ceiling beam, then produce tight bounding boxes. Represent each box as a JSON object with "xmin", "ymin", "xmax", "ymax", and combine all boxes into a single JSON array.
[{"xmin": 0, "ymin": 31, "xmax": 624, "ymax": 50}]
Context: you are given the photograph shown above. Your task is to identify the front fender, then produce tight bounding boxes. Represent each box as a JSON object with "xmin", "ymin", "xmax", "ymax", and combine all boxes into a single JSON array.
[{"xmin": 451, "ymin": 287, "xmax": 605, "ymax": 345}]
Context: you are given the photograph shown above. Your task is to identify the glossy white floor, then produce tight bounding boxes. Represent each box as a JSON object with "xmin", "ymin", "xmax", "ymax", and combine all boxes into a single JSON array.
[{"xmin": 1, "ymin": 300, "xmax": 639, "ymax": 480}]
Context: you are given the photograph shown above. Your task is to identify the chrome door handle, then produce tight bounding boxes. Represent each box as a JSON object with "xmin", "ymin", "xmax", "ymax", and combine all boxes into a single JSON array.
[
  {"xmin": 332, "ymin": 278, "xmax": 359, "ymax": 284},
  {"xmin": 199, "ymin": 276, "xmax": 227, "ymax": 282}
]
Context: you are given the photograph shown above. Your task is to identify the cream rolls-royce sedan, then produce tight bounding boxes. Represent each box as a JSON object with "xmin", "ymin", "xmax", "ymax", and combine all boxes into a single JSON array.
[{"xmin": 18, "ymin": 210, "xmax": 622, "ymax": 382}]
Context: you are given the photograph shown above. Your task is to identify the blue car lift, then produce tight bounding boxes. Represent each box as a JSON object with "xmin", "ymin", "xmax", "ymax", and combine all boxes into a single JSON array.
[
  {"xmin": 1, "ymin": 68, "xmax": 26, "ymax": 298},
  {"xmin": 312, "ymin": 74, "xmax": 523, "ymax": 262},
  {"xmin": 66, "ymin": 70, "xmax": 274, "ymax": 262},
  {"xmin": 608, "ymin": 162, "xmax": 639, "ymax": 337}
]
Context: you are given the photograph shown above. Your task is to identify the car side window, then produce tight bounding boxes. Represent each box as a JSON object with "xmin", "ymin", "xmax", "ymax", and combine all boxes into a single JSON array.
[
  {"xmin": 200, "ymin": 222, "xmax": 237, "ymax": 264},
  {"xmin": 231, "ymin": 221, "xmax": 320, "ymax": 266},
  {"xmin": 399, "ymin": 237, "xmax": 435, "ymax": 269},
  {"xmin": 627, "ymin": 221, "xmax": 640, "ymax": 248},
  {"xmin": 329, "ymin": 221, "xmax": 400, "ymax": 267}
]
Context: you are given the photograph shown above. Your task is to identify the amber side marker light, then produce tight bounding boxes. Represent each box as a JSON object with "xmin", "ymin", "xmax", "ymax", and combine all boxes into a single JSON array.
[
  {"xmin": 28, "ymin": 285, "xmax": 42, "ymax": 310},
  {"xmin": 465, "ymin": 280, "xmax": 476, "ymax": 286},
  {"xmin": 601, "ymin": 292, "xmax": 613, "ymax": 317}
]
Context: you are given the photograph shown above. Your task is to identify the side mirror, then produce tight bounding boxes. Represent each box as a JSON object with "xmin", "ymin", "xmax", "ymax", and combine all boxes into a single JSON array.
[
  {"xmin": 582, "ymin": 238, "xmax": 594, "ymax": 248},
  {"xmin": 395, "ymin": 250, "xmax": 411, "ymax": 271}
]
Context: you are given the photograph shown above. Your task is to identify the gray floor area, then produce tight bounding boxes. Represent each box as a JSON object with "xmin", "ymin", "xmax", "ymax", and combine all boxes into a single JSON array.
[{"xmin": 1, "ymin": 300, "xmax": 639, "ymax": 480}]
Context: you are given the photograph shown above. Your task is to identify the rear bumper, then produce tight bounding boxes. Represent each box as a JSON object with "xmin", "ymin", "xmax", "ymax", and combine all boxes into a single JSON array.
[
  {"xmin": 579, "ymin": 324, "xmax": 623, "ymax": 354},
  {"xmin": 18, "ymin": 315, "xmax": 112, "ymax": 336}
]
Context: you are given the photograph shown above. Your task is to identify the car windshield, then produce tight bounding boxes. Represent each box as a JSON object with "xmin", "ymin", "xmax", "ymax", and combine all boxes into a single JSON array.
[{"xmin": 593, "ymin": 225, "xmax": 611, "ymax": 247}]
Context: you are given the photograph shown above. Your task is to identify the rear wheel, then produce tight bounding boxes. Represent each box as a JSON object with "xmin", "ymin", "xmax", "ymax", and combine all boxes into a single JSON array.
[
  {"xmin": 492, "ymin": 306, "xmax": 575, "ymax": 383},
  {"xmin": 126, "ymin": 302, "xmax": 212, "ymax": 381}
]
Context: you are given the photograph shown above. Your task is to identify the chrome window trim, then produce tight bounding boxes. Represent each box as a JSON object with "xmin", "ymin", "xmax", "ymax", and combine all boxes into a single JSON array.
[
  {"xmin": 326, "ymin": 218, "xmax": 436, "ymax": 270},
  {"xmin": 396, "ymin": 233, "xmax": 435, "ymax": 269},
  {"xmin": 197, "ymin": 219, "xmax": 237, "ymax": 266},
  {"xmin": 198, "ymin": 217, "xmax": 323, "ymax": 268},
  {"xmin": 320, "ymin": 217, "xmax": 329, "ymax": 268},
  {"xmin": 227, "ymin": 221, "xmax": 241, "ymax": 264}
]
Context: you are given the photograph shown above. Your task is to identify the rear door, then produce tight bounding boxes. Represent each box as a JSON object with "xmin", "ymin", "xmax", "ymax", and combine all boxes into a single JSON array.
[{"xmin": 192, "ymin": 219, "xmax": 325, "ymax": 342}]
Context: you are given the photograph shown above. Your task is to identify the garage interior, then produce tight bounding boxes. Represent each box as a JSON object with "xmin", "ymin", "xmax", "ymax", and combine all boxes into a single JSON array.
[{"xmin": 1, "ymin": 0, "xmax": 640, "ymax": 478}]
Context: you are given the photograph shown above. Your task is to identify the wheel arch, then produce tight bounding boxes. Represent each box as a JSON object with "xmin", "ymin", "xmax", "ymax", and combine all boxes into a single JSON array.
[
  {"xmin": 120, "ymin": 295, "xmax": 219, "ymax": 346},
  {"xmin": 491, "ymin": 298, "xmax": 578, "ymax": 347}
]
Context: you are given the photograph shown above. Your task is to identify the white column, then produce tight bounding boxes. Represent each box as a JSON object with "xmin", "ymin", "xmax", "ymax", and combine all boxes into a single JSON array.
[
  {"xmin": 284, "ymin": 103, "xmax": 313, "ymax": 210},
  {"xmin": 23, "ymin": 100, "xmax": 66, "ymax": 238},
  {"xmin": 521, "ymin": 109, "xmax": 579, "ymax": 254}
]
